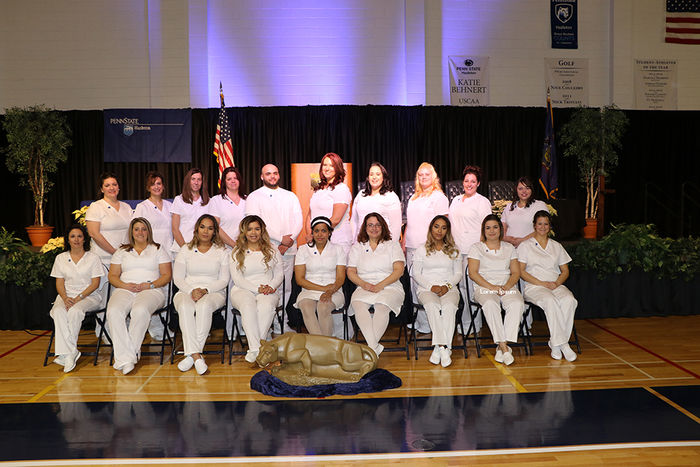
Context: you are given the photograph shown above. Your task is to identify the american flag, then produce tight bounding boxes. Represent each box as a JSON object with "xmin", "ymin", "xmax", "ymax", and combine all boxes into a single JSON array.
[
  {"xmin": 213, "ymin": 82, "xmax": 234, "ymax": 186},
  {"xmin": 666, "ymin": 0, "xmax": 700, "ymax": 44}
]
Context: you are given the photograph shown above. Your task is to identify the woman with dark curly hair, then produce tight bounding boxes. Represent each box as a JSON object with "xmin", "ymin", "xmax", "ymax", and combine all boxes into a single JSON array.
[
  {"xmin": 501, "ymin": 176, "xmax": 548, "ymax": 247},
  {"xmin": 351, "ymin": 162, "xmax": 402, "ymax": 243}
]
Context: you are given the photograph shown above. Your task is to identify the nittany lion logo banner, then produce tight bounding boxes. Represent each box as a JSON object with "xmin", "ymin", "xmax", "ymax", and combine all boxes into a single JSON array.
[{"xmin": 551, "ymin": 0, "xmax": 578, "ymax": 49}]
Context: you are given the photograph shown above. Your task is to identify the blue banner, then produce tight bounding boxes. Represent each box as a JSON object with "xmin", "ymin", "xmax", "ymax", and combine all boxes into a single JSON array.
[
  {"xmin": 104, "ymin": 109, "xmax": 192, "ymax": 163},
  {"xmin": 551, "ymin": 0, "xmax": 578, "ymax": 49}
]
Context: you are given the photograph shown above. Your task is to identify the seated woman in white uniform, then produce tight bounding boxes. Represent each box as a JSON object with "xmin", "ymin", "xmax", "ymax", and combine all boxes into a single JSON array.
[
  {"xmin": 351, "ymin": 162, "xmax": 402, "ymax": 243},
  {"xmin": 171, "ymin": 168, "xmax": 210, "ymax": 254},
  {"xmin": 107, "ymin": 217, "xmax": 172, "ymax": 375},
  {"xmin": 517, "ymin": 210, "xmax": 578, "ymax": 362},
  {"xmin": 49, "ymin": 224, "xmax": 106, "ymax": 373},
  {"xmin": 347, "ymin": 213, "xmax": 405, "ymax": 356},
  {"xmin": 410, "ymin": 215, "xmax": 462, "ymax": 367},
  {"xmin": 467, "ymin": 214, "xmax": 525, "ymax": 366},
  {"xmin": 229, "ymin": 215, "xmax": 284, "ymax": 363},
  {"xmin": 174, "ymin": 214, "xmax": 230, "ymax": 375},
  {"xmin": 501, "ymin": 176, "xmax": 549, "ymax": 247},
  {"xmin": 294, "ymin": 216, "xmax": 346, "ymax": 336}
]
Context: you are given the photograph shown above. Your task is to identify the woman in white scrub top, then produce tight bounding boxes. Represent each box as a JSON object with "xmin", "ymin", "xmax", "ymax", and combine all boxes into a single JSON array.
[
  {"xmin": 518, "ymin": 210, "xmax": 578, "ymax": 362},
  {"xmin": 501, "ymin": 176, "xmax": 548, "ymax": 247},
  {"xmin": 294, "ymin": 216, "xmax": 346, "ymax": 336},
  {"xmin": 410, "ymin": 215, "xmax": 462, "ymax": 367},
  {"xmin": 467, "ymin": 214, "xmax": 525, "ymax": 366},
  {"xmin": 86, "ymin": 172, "xmax": 133, "ymax": 267},
  {"xmin": 403, "ymin": 162, "xmax": 449, "ymax": 334},
  {"xmin": 49, "ymin": 224, "xmax": 105, "ymax": 373},
  {"xmin": 347, "ymin": 213, "xmax": 405, "ymax": 357},
  {"xmin": 134, "ymin": 171, "xmax": 173, "ymax": 249},
  {"xmin": 351, "ymin": 162, "xmax": 402, "ymax": 243},
  {"xmin": 209, "ymin": 166, "xmax": 247, "ymax": 248},
  {"xmin": 107, "ymin": 218, "xmax": 172, "ymax": 375},
  {"xmin": 171, "ymin": 168, "xmax": 210, "ymax": 253},
  {"xmin": 306, "ymin": 152, "xmax": 353, "ymax": 254},
  {"xmin": 174, "ymin": 214, "xmax": 230, "ymax": 375}
]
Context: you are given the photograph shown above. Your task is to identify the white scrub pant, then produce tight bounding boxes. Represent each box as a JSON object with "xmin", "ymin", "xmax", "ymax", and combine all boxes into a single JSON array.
[
  {"xmin": 174, "ymin": 290, "xmax": 226, "ymax": 356},
  {"xmin": 107, "ymin": 288, "xmax": 166, "ymax": 370},
  {"xmin": 351, "ymin": 301, "xmax": 391, "ymax": 352},
  {"xmin": 50, "ymin": 294, "xmax": 103, "ymax": 357},
  {"xmin": 406, "ymin": 247, "xmax": 431, "ymax": 333},
  {"xmin": 230, "ymin": 288, "xmax": 279, "ymax": 352},
  {"xmin": 524, "ymin": 284, "xmax": 577, "ymax": 347},
  {"xmin": 473, "ymin": 285, "xmax": 524, "ymax": 344},
  {"xmin": 417, "ymin": 288, "xmax": 460, "ymax": 347}
]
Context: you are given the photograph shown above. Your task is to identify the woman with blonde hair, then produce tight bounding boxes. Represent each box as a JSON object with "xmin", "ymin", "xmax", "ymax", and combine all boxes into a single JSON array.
[
  {"xmin": 229, "ymin": 215, "xmax": 283, "ymax": 363},
  {"xmin": 174, "ymin": 214, "xmax": 230, "ymax": 375},
  {"xmin": 410, "ymin": 215, "xmax": 463, "ymax": 367},
  {"xmin": 403, "ymin": 162, "xmax": 449, "ymax": 334}
]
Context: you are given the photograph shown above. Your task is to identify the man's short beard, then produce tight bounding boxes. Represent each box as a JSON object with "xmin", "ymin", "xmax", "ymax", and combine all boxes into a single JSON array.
[{"xmin": 263, "ymin": 180, "xmax": 278, "ymax": 189}]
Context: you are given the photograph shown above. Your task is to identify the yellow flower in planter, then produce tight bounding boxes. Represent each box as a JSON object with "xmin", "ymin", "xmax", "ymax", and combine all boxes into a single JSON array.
[
  {"xmin": 491, "ymin": 199, "xmax": 510, "ymax": 217},
  {"xmin": 72, "ymin": 205, "xmax": 89, "ymax": 226},
  {"xmin": 40, "ymin": 236, "xmax": 64, "ymax": 253}
]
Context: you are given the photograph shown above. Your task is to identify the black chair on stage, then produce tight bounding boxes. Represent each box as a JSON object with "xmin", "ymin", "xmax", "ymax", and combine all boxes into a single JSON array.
[
  {"xmin": 444, "ymin": 179, "xmax": 464, "ymax": 204},
  {"xmin": 43, "ymin": 284, "xmax": 113, "ymax": 367},
  {"xmin": 488, "ymin": 180, "xmax": 516, "ymax": 203}
]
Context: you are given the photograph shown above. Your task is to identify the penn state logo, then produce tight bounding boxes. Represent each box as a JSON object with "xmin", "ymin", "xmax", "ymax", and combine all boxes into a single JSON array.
[
  {"xmin": 555, "ymin": 4, "xmax": 573, "ymax": 24},
  {"xmin": 464, "ymin": 59, "xmax": 474, "ymax": 67},
  {"xmin": 123, "ymin": 125, "xmax": 134, "ymax": 136}
]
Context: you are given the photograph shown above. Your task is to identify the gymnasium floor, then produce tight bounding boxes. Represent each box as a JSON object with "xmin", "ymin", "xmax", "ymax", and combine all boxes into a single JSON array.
[{"xmin": 1, "ymin": 316, "xmax": 699, "ymax": 466}]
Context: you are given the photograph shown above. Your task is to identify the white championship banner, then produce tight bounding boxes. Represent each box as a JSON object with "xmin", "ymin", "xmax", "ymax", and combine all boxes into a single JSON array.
[
  {"xmin": 544, "ymin": 58, "xmax": 588, "ymax": 107},
  {"xmin": 634, "ymin": 59, "xmax": 678, "ymax": 110},
  {"xmin": 448, "ymin": 56, "xmax": 489, "ymax": 106}
]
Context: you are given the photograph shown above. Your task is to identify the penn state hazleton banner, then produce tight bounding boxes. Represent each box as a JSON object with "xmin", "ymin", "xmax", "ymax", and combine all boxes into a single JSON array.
[
  {"xmin": 104, "ymin": 109, "xmax": 192, "ymax": 162},
  {"xmin": 551, "ymin": 0, "xmax": 578, "ymax": 49},
  {"xmin": 634, "ymin": 59, "xmax": 678, "ymax": 110},
  {"xmin": 544, "ymin": 58, "xmax": 588, "ymax": 107},
  {"xmin": 448, "ymin": 56, "xmax": 489, "ymax": 106}
]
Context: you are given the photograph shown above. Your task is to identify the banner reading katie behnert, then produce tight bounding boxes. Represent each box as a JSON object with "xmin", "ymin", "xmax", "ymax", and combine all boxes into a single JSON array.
[
  {"xmin": 544, "ymin": 58, "xmax": 588, "ymax": 107},
  {"xmin": 634, "ymin": 59, "xmax": 678, "ymax": 110},
  {"xmin": 550, "ymin": 0, "xmax": 578, "ymax": 49},
  {"xmin": 448, "ymin": 56, "xmax": 489, "ymax": 106},
  {"xmin": 104, "ymin": 109, "xmax": 192, "ymax": 163}
]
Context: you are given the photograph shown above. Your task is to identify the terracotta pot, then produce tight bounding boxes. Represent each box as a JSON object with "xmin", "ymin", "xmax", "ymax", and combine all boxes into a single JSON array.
[
  {"xmin": 25, "ymin": 225, "xmax": 54, "ymax": 247},
  {"xmin": 582, "ymin": 218, "xmax": 598, "ymax": 240}
]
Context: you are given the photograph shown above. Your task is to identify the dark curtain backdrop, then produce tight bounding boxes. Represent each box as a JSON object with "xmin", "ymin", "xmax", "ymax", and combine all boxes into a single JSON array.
[{"xmin": 1, "ymin": 106, "xmax": 698, "ymax": 239}]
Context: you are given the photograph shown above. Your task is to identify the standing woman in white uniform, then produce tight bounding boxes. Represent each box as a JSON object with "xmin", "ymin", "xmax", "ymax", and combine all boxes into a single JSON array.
[
  {"xmin": 86, "ymin": 172, "xmax": 133, "ymax": 268},
  {"xmin": 410, "ymin": 215, "xmax": 462, "ymax": 367},
  {"xmin": 518, "ymin": 210, "xmax": 578, "ymax": 362},
  {"xmin": 351, "ymin": 162, "xmax": 402, "ymax": 243},
  {"xmin": 174, "ymin": 214, "xmax": 230, "ymax": 375},
  {"xmin": 449, "ymin": 165, "xmax": 493, "ymax": 332},
  {"xmin": 107, "ymin": 218, "xmax": 172, "ymax": 375},
  {"xmin": 347, "ymin": 213, "xmax": 405, "ymax": 356},
  {"xmin": 404, "ymin": 162, "xmax": 449, "ymax": 334},
  {"xmin": 49, "ymin": 224, "xmax": 106, "ymax": 372},
  {"xmin": 209, "ymin": 166, "xmax": 247, "ymax": 248},
  {"xmin": 171, "ymin": 168, "xmax": 210, "ymax": 253},
  {"xmin": 134, "ymin": 171, "xmax": 173, "ymax": 249},
  {"xmin": 502, "ymin": 176, "xmax": 548, "ymax": 247},
  {"xmin": 306, "ymin": 152, "xmax": 353, "ymax": 255},
  {"xmin": 229, "ymin": 215, "xmax": 284, "ymax": 363},
  {"xmin": 467, "ymin": 214, "xmax": 525, "ymax": 366},
  {"xmin": 294, "ymin": 216, "xmax": 346, "ymax": 336}
]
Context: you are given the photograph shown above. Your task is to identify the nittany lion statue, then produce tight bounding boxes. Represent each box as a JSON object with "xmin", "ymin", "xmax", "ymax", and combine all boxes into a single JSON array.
[{"xmin": 256, "ymin": 333, "xmax": 378, "ymax": 382}]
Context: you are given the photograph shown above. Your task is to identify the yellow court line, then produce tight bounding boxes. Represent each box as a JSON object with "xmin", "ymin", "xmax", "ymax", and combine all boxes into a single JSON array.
[
  {"xmin": 27, "ymin": 373, "xmax": 69, "ymax": 403},
  {"xmin": 644, "ymin": 386, "xmax": 700, "ymax": 424},
  {"xmin": 483, "ymin": 351, "xmax": 527, "ymax": 392}
]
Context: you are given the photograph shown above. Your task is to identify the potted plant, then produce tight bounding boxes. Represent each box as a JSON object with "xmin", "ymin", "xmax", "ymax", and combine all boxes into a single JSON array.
[
  {"xmin": 2, "ymin": 105, "xmax": 72, "ymax": 246},
  {"xmin": 559, "ymin": 105, "xmax": 628, "ymax": 239}
]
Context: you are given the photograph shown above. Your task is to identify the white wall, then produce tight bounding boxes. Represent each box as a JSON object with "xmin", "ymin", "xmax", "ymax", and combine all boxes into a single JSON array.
[{"xmin": 0, "ymin": 0, "xmax": 698, "ymax": 110}]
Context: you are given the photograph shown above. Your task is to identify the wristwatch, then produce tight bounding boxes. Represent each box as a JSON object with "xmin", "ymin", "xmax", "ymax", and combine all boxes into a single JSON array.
[
  {"xmin": 149, "ymin": 283, "xmax": 155, "ymax": 289},
  {"xmin": 78, "ymin": 293, "xmax": 84, "ymax": 299}
]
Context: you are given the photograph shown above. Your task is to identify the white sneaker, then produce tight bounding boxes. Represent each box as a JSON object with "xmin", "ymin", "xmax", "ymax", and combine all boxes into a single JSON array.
[
  {"xmin": 53, "ymin": 355, "xmax": 66, "ymax": 366},
  {"xmin": 502, "ymin": 347, "xmax": 514, "ymax": 366},
  {"xmin": 494, "ymin": 348, "xmax": 504, "ymax": 363},
  {"xmin": 122, "ymin": 363, "xmax": 135, "ymax": 375},
  {"xmin": 429, "ymin": 346, "xmax": 441, "ymax": 365},
  {"xmin": 245, "ymin": 350, "xmax": 259, "ymax": 363},
  {"xmin": 178, "ymin": 355, "xmax": 194, "ymax": 372},
  {"xmin": 63, "ymin": 351, "xmax": 80, "ymax": 373},
  {"xmin": 549, "ymin": 341, "xmax": 563, "ymax": 360},
  {"xmin": 561, "ymin": 343, "xmax": 577, "ymax": 362},
  {"xmin": 194, "ymin": 358, "xmax": 208, "ymax": 375},
  {"xmin": 374, "ymin": 343, "xmax": 384, "ymax": 356},
  {"xmin": 440, "ymin": 347, "xmax": 452, "ymax": 367}
]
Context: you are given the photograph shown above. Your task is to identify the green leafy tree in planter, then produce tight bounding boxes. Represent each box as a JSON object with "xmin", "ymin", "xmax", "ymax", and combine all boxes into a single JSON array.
[
  {"xmin": 2, "ymin": 105, "xmax": 71, "ymax": 226},
  {"xmin": 559, "ymin": 105, "xmax": 628, "ymax": 221}
]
